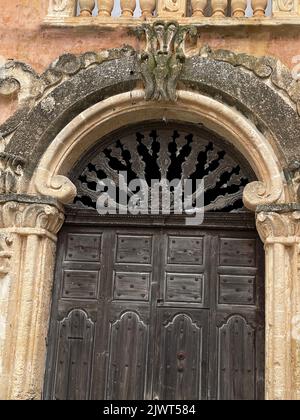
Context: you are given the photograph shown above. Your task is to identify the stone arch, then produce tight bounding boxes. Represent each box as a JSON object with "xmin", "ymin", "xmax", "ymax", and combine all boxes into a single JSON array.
[
  {"xmin": 1, "ymin": 51, "xmax": 299, "ymax": 208},
  {"xmin": 25, "ymin": 89, "xmax": 288, "ymax": 210},
  {"xmin": 1, "ymin": 48, "xmax": 300, "ymax": 400}
]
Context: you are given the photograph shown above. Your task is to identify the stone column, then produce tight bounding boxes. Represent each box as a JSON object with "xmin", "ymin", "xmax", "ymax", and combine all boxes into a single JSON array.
[
  {"xmin": 0, "ymin": 195, "xmax": 64, "ymax": 400},
  {"xmin": 256, "ymin": 206, "xmax": 300, "ymax": 400}
]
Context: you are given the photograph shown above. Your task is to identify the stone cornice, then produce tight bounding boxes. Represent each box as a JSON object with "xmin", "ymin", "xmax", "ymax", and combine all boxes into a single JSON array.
[{"xmin": 42, "ymin": 16, "xmax": 300, "ymax": 28}]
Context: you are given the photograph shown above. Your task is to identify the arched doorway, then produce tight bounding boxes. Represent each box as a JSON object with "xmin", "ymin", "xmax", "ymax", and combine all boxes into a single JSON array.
[{"xmin": 44, "ymin": 123, "xmax": 265, "ymax": 400}]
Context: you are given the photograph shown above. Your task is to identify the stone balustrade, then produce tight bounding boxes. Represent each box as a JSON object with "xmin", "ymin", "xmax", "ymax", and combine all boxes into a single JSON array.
[{"xmin": 45, "ymin": 0, "xmax": 300, "ymax": 23}]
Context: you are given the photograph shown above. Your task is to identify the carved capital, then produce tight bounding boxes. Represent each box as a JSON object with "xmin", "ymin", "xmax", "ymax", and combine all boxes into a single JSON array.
[
  {"xmin": 256, "ymin": 210, "xmax": 300, "ymax": 243},
  {"xmin": 0, "ymin": 197, "xmax": 65, "ymax": 236}
]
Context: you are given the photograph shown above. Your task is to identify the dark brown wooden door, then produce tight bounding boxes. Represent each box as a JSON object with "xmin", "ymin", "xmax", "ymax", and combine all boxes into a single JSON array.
[{"xmin": 44, "ymin": 213, "xmax": 264, "ymax": 400}]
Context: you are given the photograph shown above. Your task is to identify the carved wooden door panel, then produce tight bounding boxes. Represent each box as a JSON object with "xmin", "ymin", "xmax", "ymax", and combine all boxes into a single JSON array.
[{"xmin": 44, "ymin": 215, "xmax": 264, "ymax": 400}]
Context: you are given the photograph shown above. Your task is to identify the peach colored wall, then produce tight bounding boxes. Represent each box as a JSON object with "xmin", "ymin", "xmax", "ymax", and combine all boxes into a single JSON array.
[{"xmin": 1, "ymin": 0, "xmax": 300, "ymax": 125}]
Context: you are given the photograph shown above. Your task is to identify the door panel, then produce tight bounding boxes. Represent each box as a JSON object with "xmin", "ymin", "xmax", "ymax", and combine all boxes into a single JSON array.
[
  {"xmin": 106, "ymin": 311, "xmax": 149, "ymax": 400},
  {"xmin": 44, "ymin": 215, "xmax": 265, "ymax": 400},
  {"xmin": 153, "ymin": 309, "xmax": 209, "ymax": 401},
  {"xmin": 217, "ymin": 315, "xmax": 256, "ymax": 401},
  {"xmin": 53, "ymin": 309, "xmax": 95, "ymax": 400}
]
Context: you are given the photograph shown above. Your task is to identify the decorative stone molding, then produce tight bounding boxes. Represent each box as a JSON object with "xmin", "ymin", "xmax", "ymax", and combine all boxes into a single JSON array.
[
  {"xmin": 157, "ymin": 0, "xmax": 188, "ymax": 17},
  {"xmin": 1, "ymin": 44, "xmax": 300, "ymax": 169},
  {"xmin": 0, "ymin": 233, "xmax": 13, "ymax": 280},
  {"xmin": 0, "ymin": 153, "xmax": 25, "ymax": 195},
  {"xmin": 287, "ymin": 160, "xmax": 300, "ymax": 200},
  {"xmin": 256, "ymin": 206, "xmax": 300, "ymax": 400},
  {"xmin": 0, "ymin": 61, "xmax": 42, "ymax": 106},
  {"xmin": 243, "ymin": 180, "xmax": 285, "ymax": 213},
  {"xmin": 35, "ymin": 170, "xmax": 77, "ymax": 205},
  {"xmin": 0, "ymin": 47, "xmax": 136, "ymax": 139},
  {"xmin": 0, "ymin": 195, "xmax": 64, "ymax": 400},
  {"xmin": 44, "ymin": 0, "xmax": 300, "ymax": 24},
  {"xmin": 48, "ymin": 0, "xmax": 77, "ymax": 17},
  {"xmin": 200, "ymin": 46, "xmax": 300, "ymax": 117},
  {"xmin": 273, "ymin": 0, "xmax": 299, "ymax": 17},
  {"xmin": 27, "ymin": 89, "xmax": 288, "ymax": 212},
  {"xmin": 136, "ymin": 21, "xmax": 197, "ymax": 101}
]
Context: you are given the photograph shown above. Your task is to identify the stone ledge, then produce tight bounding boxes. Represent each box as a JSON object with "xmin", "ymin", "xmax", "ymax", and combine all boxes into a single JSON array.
[
  {"xmin": 42, "ymin": 16, "xmax": 300, "ymax": 29},
  {"xmin": 257, "ymin": 203, "xmax": 300, "ymax": 213}
]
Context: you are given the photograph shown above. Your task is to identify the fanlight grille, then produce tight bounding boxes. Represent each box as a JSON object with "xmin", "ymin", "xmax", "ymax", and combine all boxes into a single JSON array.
[{"xmin": 71, "ymin": 125, "xmax": 255, "ymax": 213}]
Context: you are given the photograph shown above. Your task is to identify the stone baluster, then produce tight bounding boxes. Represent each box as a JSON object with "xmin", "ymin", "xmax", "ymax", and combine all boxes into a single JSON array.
[
  {"xmin": 121, "ymin": 0, "xmax": 136, "ymax": 16},
  {"xmin": 79, "ymin": 0, "xmax": 96, "ymax": 16},
  {"xmin": 231, "ymin": 0, "xmax": 247, "ymax": 16},
  {"xmin": 252, "ymin": 0, "xmax": 267, "ymax": 17},
  {"xmin": 191, "ymin": 0, "xmax": 208, "ymax": 17},
  {"xmin": 98, "ymin": 0, "xmax": 114, "ymax": 16},
  {"xmin": 140, "ymin": 0, "xmax": 156, "ymax": 18},
  {"xmin": 211, "ymin": 0, "xmax": 228, "ymax": 17}
]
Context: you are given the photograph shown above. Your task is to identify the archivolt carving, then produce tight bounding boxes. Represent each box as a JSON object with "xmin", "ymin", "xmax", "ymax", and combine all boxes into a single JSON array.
[
  {"xmin": 0, "ymin": 36, "xmax": 297, "ymax": 209},
  {"xmin": 0, "ymin": 47, "xmax": 136, "ymax": 138},
  {"xmin": 288, "ymin": 160, "xmax": 300, "ymax": 200},
  {"xmin": 0, "ymin": 153, "xmax": 25, "ymax": 194},
  {"xmin": 0, "ymin": 61, "xmax": 42, "ymax": 105},
  {"xmin": 200, "ymin": 46, "xmax": 300, "ymax": 116}
]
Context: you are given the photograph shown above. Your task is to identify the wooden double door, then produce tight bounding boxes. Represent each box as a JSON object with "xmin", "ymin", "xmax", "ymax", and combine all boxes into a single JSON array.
[{"xmin": 44, "ymin": 213, "xmax": 265, "ymax": 400}]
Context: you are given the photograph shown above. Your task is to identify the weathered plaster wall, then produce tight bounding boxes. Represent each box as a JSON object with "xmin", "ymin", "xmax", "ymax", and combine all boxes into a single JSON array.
[{"xmin": 0, "ymin": 0, "xmax": 300, "ymax": 125}]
